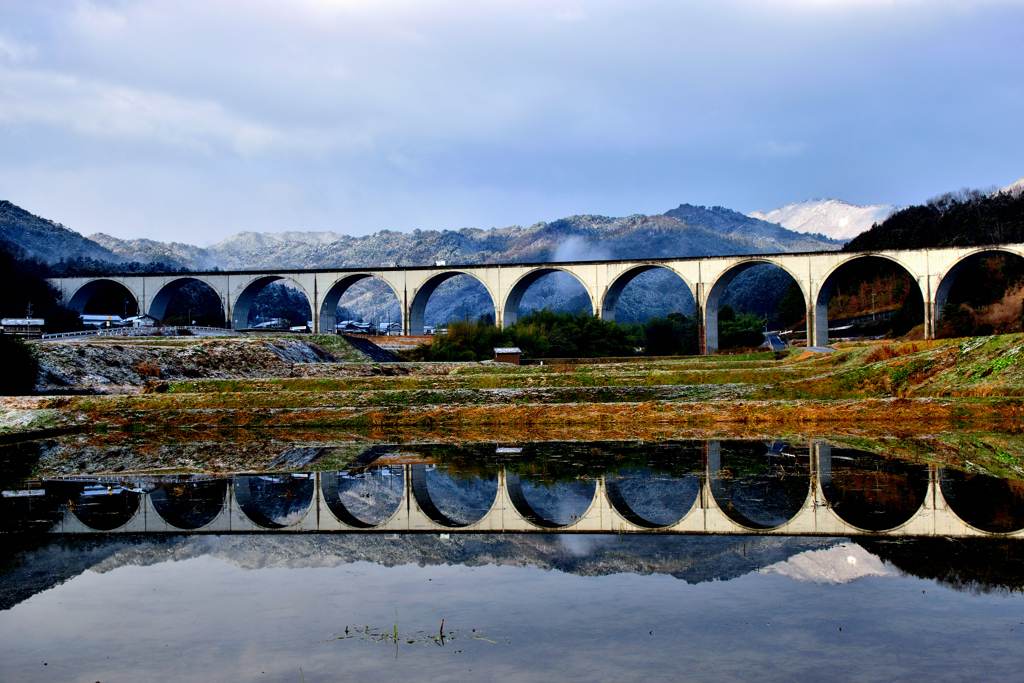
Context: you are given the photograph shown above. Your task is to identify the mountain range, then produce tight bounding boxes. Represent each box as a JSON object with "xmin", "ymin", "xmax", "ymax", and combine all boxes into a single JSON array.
[{"xmin": 0, "ymin": 194, "xmax": 911, "ymax": 325}]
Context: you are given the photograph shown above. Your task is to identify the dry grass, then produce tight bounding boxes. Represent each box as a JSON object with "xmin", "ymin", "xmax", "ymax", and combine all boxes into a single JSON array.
[{"xmin": 865, "ymin": 343, "xmax": 920, "ymax": 364}]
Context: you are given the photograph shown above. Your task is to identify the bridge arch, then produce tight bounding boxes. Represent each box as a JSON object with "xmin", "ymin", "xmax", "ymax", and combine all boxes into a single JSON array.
[
  {"xmin": 409, "ymin": 271, "xmax": 497, "ymax": 334},
  {"xmin": 704, "ymin": 259, "xmax": 808, "ymax": 353},
  {"xmin": 505, "ymin": 473, "xmax": 597, "ymax": 528},
  {"xmin": 819, "ymin": 448, "xmax": 929, "ymax": 532},
  {"xmin": 231, "ymin": 276, "xmax": 313, "ymax": 330},
  {"xmin": 605, "ymin": 468, "xmax": 701, "ymax": 528},
  {"xmin": 708, "ymin": 441, "xmax": 812, "ymax": 530},
  {"xmin": 410, "ymin": 464, "xmax": 498, "ymax": 528},
  {"xmin": 150, "ymin": 479, "xmax": 227, "ymax": 530},
  {"xmin": 65, "ymin": 483, "xmax": 141, "ymax": 531},
  {"xmin": 601, "ymin": 265, "xmax": 696, "ymax": 323},
  {"xmin": 66, "ymin": 278, "xmax": 141, "ymax": 317},
  {"xmin": 322, "ymin": 467, "xmax": 405, "ymax": 528},
  {"xmin": 147, "ymin": 276, "xmax": 225, "ymax": 324},
  {"xmin": 233, "ymin": 474, "xmax": 314, "ymax": 529},
  {"xmin": 502, "ymin": 267, "xmax": 595, "ymax": 327},
  {"xmin": 813, "ymin": 253, "xmax": 925, "ymax": 347},
  {"xmin": 319, "ymin": 273, "xmax": 403, "ymax": 335},
  {"xmin": 933, "ymin": 246, "xmax": 1024, "ymax": 331}
]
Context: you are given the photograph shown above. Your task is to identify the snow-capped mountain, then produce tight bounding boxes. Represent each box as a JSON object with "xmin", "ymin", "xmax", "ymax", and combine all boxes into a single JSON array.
[{"xmin": 749, "ymin": 199, "xmax": 895, "ymax": 242}]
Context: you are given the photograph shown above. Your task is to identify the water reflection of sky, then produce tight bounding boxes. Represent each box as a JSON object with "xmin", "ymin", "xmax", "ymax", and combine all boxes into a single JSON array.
[{"xmin": 1, "ymin": 540, "xmax": 1022, "ymax": 682}]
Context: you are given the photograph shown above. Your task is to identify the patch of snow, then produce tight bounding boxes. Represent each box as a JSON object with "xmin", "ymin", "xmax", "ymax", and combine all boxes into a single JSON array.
[
  {"xmin": 996, "ymin": 176, "xmax": 1024, "ymax": 198},
  {"xmin": 749, "ymin": 199, "xmax": 895, "ymax": 241}
]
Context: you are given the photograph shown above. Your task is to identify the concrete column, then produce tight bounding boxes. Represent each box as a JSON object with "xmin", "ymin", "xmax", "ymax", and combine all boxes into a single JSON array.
[
  {"xmin": 696, "ymin": 282, "xmax": 710, "ymax": 355},
  {"xmin": 811, "ymin": 281, "xmax": 830, "ymax": 348}
]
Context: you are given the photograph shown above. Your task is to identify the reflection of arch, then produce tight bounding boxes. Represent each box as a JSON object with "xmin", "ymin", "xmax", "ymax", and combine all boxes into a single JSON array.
[
  {"xmin": 410, "ymin": 465, "xmax": 498, "ymax": 527},
  {"xmin": 231, "ymin": 276, "xmax": 313, "ymax": 330},
  {"xmin": 410, "ymin": 272, "xmax": 496, "ymax": 334},
  {"xmin": 233, "ymin": 475, "xmax": 314, "ymax": 529},
  {"xmin": 708, "ymin": 442, "xmax": 811, "ymax": 530},
  {"xmin": 150, "ymin": 479, "xmax": 227, "ymax": 530},
  {"xmin": 819, "ymin": 449, "xmax": 928, "ymax": 531},
  {"xmin": 322, "ymin": 467, "xmax": 405, "ymax": 528},
  {"xmin": 147, "ymin": 277, "xmax": 223, "ymax": 323},
  {"xmin": 67, "ymin": 279, "xmax": 140, "ymax": 315},
  {"xmin": 940, "ymin": 468, "xmax": 1024, "ymax": 534},
  {"xmin": 505, "ymin": 473, "xmax": 597, "ymax": 528},
  {"xmin": 814, "ymin": 254, "xmax": 924, "ymax": 347},
  {"xmin": 605, "ymin": 469, "xmax": 699, "ymax": 528},
  {"xmin": 704, "ymin": 260, "xmax": 806, "ymax": 353},
  {"xmin": 318, "ymin": 274, "xmax": 403, "ymax": 334},
  {"xmin": 502, "ymin": 268, "xmax": 594, "ymax": 327},
  {"xmin": 68, "ymin": 485, "xmax": 141, "ymax": 531},
  {"xmin": 933, "ymin": 248, "xmax": 1024, "ymax": 326},
  {"xmin": 601, "ymin": 265, "xmax": 695, "ymax": 323}
]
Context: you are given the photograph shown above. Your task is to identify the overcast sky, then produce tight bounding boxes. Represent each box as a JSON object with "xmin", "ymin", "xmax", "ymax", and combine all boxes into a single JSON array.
[{"xmin": 1, "ymin": 0, "xmax": 1022, "ymax": 245}]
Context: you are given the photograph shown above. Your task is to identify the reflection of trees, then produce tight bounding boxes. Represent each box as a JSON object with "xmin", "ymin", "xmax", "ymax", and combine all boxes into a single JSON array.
[
  {"xmin": 428, "ymin": 441, "xmax": 706, "ymax": 484},
  {"xmin": 860, "ymin": 539, "xmax": 1024, "ymax": 596},
  {"xmin": 941, "ymin": 471, "xmax": 1024, "ymax": 534}
]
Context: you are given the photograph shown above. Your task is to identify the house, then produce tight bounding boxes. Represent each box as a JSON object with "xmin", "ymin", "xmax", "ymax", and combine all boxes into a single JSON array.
[
  {"xmin": 1, "ymin": 318, "xmax": 44, "ymax": 339},
  {"xmin": 493, "ymin": 346, "xmax": 522, "ymax": 365},
  {"xmin": 124, "ymin": 315, "xmax": 157, "ymax": 328},
  {"xmin": 80, "ymin": 314, "xmax": 125, "ymax": 328}
]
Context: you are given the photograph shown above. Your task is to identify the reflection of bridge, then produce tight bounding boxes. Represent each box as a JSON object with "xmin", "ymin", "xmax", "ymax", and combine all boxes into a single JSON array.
[
  {"xmin": 46, "ymin": 444, "xmax": 1024, "ymax": 538},
  {"xmin": 49, "ymin": 243, "xmax": 1024, "ymax": 352}
]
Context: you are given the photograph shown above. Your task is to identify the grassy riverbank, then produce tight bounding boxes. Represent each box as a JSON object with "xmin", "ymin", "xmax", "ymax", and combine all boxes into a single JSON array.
[{"xmin": 3, "ymin": 333, "xmax": 1024, "ymax": 441}]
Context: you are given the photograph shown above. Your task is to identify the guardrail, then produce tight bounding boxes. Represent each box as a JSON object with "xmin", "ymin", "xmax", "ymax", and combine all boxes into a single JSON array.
[{"xmin": 39, "ymin": 326, "xmax": 232, "ymax": 341}]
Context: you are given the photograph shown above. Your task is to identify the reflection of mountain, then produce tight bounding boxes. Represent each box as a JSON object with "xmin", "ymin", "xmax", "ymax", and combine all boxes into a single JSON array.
[
  {"xmin": 763, "ymin": 544, "xmax": 897, "ymax": 584},
  {"xmin": 0, "ymin": 533, "xmax": 834, "ymax": 611}
]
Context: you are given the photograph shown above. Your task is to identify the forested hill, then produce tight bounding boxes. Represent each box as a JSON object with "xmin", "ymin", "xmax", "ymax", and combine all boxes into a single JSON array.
[
  {"xmin": 845, "ymin": 188, "xmax": 1024, "ymax": 252},
  {"xmin": 0, "ymin": 200, "xmax": 120, "ymax": 263}
]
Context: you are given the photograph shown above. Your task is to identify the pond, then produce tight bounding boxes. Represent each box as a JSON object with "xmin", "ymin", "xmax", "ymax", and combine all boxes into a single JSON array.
[{"xmin": 1, "ymin": 436, "xmax": 1022, "ymax": 681}]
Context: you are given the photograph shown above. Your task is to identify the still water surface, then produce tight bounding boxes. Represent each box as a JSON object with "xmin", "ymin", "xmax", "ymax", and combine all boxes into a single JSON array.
[{"xmin": 1, "ymin": 437, "xmax": 1022, "ymax": 681}]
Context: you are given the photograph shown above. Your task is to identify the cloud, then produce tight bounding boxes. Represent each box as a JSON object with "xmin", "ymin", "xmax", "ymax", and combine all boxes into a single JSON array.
[{"xmin": 0, "ymin": 0, "xmax": 1021, "ymax": 242}]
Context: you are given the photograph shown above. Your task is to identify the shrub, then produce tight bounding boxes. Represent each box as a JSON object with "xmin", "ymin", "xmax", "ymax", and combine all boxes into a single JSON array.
[
  {"xmin": 136, "ymin": 361, "xmax": 162, "ymax": 379},
  {"xmin": 0, "ymin": 335, "xmax": 39, "ymax": 395},
  {"xmin": 405, "ymin": 310, "xmax": 640, "ymax": 361}
]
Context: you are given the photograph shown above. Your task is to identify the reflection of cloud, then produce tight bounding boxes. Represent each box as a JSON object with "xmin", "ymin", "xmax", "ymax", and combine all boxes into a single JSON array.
[
  {"xmin": 557, "ymin": 534, "xmax": 613, "ymax": 557},
  {"xmin": 762, "ymin": 543, "xmax": 898, "ymax": 584}
]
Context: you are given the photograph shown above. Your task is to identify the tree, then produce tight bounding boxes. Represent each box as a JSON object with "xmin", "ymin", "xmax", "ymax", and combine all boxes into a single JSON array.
[{"xmin": 0, "ymin": 335, "xmax": 39, "ymax": 395}]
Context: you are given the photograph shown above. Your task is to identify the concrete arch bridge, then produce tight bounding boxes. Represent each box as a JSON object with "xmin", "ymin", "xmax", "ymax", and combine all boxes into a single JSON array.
[
  {"xmin": 43, "ymin": 444, "xmax": 1024, "ymax": 539},
  {"xmin": 50, "ymin": 243, "xmax": 1024, "ymax": 352}
]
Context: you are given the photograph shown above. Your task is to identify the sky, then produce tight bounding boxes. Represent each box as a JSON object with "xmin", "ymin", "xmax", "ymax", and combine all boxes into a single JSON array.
[{"xmin": 0, "ymin": 0, "xmax": 1023, "ymax": 246}]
